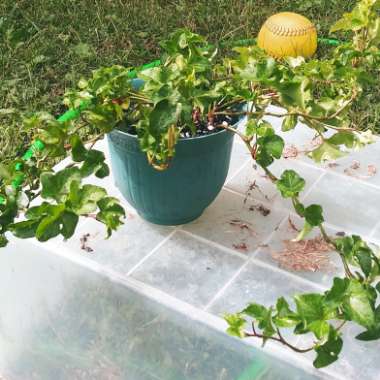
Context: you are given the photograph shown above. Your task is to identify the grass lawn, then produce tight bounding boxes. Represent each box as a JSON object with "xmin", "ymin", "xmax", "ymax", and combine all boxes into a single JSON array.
[{"xmin": 1, "ymin": 0, "xmax": 378, "ymax": 161}]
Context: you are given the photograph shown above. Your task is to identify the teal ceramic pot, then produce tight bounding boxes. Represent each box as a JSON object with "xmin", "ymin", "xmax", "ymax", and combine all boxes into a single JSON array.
[
  {"xmin": 107, "ymin": 123, "xmax": 240, "ymax": 225},
  {"xmin": 107, "ymin": 79, "xmax": 242, "ymax": 225}
]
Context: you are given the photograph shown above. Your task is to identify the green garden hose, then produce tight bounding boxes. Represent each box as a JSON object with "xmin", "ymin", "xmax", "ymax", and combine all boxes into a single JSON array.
[{"xmin": 0, "ymin": 38, "xmax": 340, "ymax": 205}]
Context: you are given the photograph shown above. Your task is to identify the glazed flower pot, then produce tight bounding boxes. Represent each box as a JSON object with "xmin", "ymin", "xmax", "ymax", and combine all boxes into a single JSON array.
[{"xmin": 107, "ymin": 120, "xmax": 240, "ymax": 225}]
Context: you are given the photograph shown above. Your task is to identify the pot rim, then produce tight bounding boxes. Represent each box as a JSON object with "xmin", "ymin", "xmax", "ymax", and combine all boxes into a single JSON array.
[{"xmin": 111, "ymin": 118, "xmax": 241, "ymax": 143}]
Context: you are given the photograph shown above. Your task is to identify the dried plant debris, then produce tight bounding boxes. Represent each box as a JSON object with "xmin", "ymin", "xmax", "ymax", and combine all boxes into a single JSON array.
[
  {"xmin": 233, "ymin": 242, "xmax": 248, "ymax": 252},
  {"xmin": 283, "ymin": 144, "xmax": 299, "ymax": 159},
  {"xmin": 343, "ymin": 160, "xmax": 377, "ymax": 179},
  {"xmin": 287, "ymin": 216, "xmax": 300, "ymax": 232},
  {"xmin": 80, "ymin": 233, "xmax": 94, "ymax": 253},
  {"xmin": 271, "ymin": 236, "xmax": 334, "ymax": 272},
  {"xmin": 244, "ymin": 180, "xmax": 270, "ymax": 203},
  {"xmin": 350, "ymin": 160, "xmax": 360, "ymax": 170},
  {"xmin": 249, "ymin": 203, "xmax": 271, "ymax": 216},
  {"xmin": 228, "ymin": 219, "xmax": 257, "ymax": 236}
]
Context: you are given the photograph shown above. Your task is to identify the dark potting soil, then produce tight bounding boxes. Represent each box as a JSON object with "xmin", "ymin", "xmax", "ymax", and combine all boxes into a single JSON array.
[{"xmin": 117, "ymin": 109, "xmax": 240, "ymax": 139}]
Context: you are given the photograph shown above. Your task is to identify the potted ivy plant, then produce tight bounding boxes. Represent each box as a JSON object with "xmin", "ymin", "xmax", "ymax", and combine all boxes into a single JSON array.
[
  {"xmin": 100, "ymin": 31, "xmax": 245, "ymax": 225},
  {"xmin": 1, "ymin": 0, "xmax": 380, "ymax": 370}
]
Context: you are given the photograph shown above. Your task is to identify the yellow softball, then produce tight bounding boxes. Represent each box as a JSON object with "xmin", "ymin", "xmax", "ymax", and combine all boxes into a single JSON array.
[{"xmin": 258, "ymin": 12, "xmax": 317, "ymax": 58}]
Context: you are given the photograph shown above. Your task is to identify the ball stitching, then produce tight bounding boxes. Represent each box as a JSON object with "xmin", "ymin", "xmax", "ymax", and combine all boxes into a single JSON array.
[{"xmin": 265, "ymin": 19, "xmax": 316, "ymax": 37}]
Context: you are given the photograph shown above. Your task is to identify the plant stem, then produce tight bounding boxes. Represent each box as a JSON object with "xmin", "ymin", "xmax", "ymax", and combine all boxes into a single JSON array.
[
  {"xmin": 245, "ymin": 323, "xmax": 314, "ymax": 354},
  {"xmin": 216, "ymin": 123, "xmax": 253, "ymax": 153}
]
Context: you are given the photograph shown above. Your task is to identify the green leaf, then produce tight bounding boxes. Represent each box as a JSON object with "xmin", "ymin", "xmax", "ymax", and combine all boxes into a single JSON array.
[
  {"xmin": 41, "ymin": 168, "xmax": 81, "ymax": 203},
  {"xmin": 243, "ymin": 303, "xmax": 268, "ymax": 319},
  {"xmin": 277, "ymin": 78, "xmax": 311, "ymax": 109},
  {"xmin": 95, "ymin": 163, "xmax": 110, "ymax": 178},
  {"xmin": 70, "ymin": 135, "xmax": 87, "ymax": 162},
  {"xmin": 244, "ymin": 303, "xmax": 276, "ymax": 341},
  {"xmin": 224, "ymin": 313, "xmax": 246, "ymax": 338},
  {"xmin": 309, "ymin": 142, "xmax": 346, "ymax": 163},
  {"xmin": 80, "ymin": 150, "xmax": 106, "ymax": 177},
  {"xmin": 344, "ymin": 280, "xmax": 376, "ymax": 329},
  {"xmin": 245, "ymin": 119, "xmax": 258, "ymax": 138},
  {"xmin": 35, "ymin": 205, "xmax": 65, "ymax": 242},
  {"xmin": 149, "ymin": 99, "xmax": 178, "ymax": 131},
  {"xmin": 0, "ymin": 235, "xmax": 8, "ymax": 247},
  {"xmin": 274, "ymin": 297, "xmax": 299, "ymax": 327},
  {"xmin": 256, "ymin": 151, "xmax": 274, "ymax": 168},
  {"xmin": 281, "ymin": 115, "xmax": 297, "ymax": 132},
  {"xmin": 313, "ymin": 328, "xmax": 343, "ymax": 368},
  {"xmin": 304, "ymin": 204, "xmax": 324, "ymax": 226},
  {"xmin": 262, "ymin": 135, "xmax": 284, "ymax": 159},
  {"xmin": 276, "ymin": 170, "xmax": 305, "ymax": 198},
  {"xmin": 308, "ymin": 320, "xmax": 330, "ymax": 340},
  {"xmin": 295, "ymin": 293, "xmax": 325, "ymax": 323},
  {"xmin": 356, "ymin": 326, "xmax": 380, "ymax": 341},
  {"xmin": 9, "ymin": 219, "xmax": 40, "ymax": 238},
  {"xmin": 96, "ymin": 197, "xmax": 125, "ymax": 237},
  {"xmin": 61, "ymin": 211, "xmax": 79, "ymax": 239},
  {"xmin": 325, "ymin": 277, "xmax": 349, "ymax": 309},
  {"xmin": 69, "ymin": 184, "xmax": 107, "ymax": 215},
  {"xmin": 327, "ymin": 132, "xmax": 356, "ymax": 149},
  {"xmin": 356, "ymin": 248, "xmax": 373, "ymax": 278}
]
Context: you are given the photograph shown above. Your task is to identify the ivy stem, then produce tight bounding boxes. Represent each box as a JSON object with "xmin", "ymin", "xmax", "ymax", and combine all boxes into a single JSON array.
[
  {"xmin": 336, "ymin": 320, "xmax": 347, "ymax": 332},
  {"xmin": 216, "ymin": 123, "xmax": 253, "ymax": 153},
  {"xmin": 319, "ymin": 225, "xmax": 356, "ymax": 279},
  {"xmin": 245, "ymin": 323, "xmax": 314, "ymax": 354},
  {"xmin": 214, "ymin": 91, "xmax": 357, "ymax": 127}
]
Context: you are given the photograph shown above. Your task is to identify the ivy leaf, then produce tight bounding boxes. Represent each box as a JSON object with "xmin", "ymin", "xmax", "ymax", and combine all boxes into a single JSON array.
[
  {"xmin": 61, "ymin": 211, "xmax": 79, "ymax": 239},
  {"xmin": 35, "ymin": 205, "xmax": 65, "ymax": 242},
  {"xmin": 244, "ymin": 303, "xmax": 276, "ymax": 342},
  {"xmin": 80, "ymin": 150, "xmax": 107, "ymax": 178},
  {"xmin": 277, "ymin": 78, "xmax": 311, "ymax": 109},
  {"xmin": 70, "ymin": 135, "xmax": 87, "ymax": 162},
  {"xmin": 245, "ymin": 119, "xmax": 258, "ymax": 138},
  {"xmin": 295, "ymin": 293, "xmax": 325, "ymax": 323},
  {"xmin": 343, "ymin": 280, "xmax": 376, "ymax": 329},
  {"xmin": 308, "ymin": 320, "xmax": 330, "ymax": 340},
  {"xmin": 356, "ymin": 326, "xmax": 380, "ymax": 341},
  {"xmin": 327, "ymin": 132, "xmax": 356, "ymax": 149},
  {"xmin": 261, "ymin": 135, "xmax": 284, "ymax": 159},
  {"xmin": 69, "ymin": 184, "xmax": 107, "ymax": 215},
  {"xmin": 224, "ymin": 313, "xmax": 246, "ymax": 338},
  {"xmin": 96, "ymin": 197, "xmax": 125, "ymax": 237},
  {"xmin": 256, "ymin": 121, "xmax": 274, "ymax": 137},
  {"xmin": 41, "ymin": 168, "xmax": 82, "ymax": 203},
  {"xmin": 355, "ymin": 248, "xmax": 373, "ymax": 278},
  {"xmin": 8, "ymin": 219, "xmax": 40, "ymax": 239},
  {"xmin": 282, "ymin": 115, "xmax": 297, "ymax": 132},
  {"xmin": 243, "ymin": 303, "xmax": 268, "ymax": 319},
  {"xmin": 0, "ymin": 235, "xmax": 8, "ymax": 247},
  {"xmin": 274, "ymin": 297, "xmax": 299, "ymax": 327},
  {"xmin": 256, "ymin": 151, "xmax": 274, "ymax": 168},
  {"xmin": 276, "ymin": 170, "xmax": 305, "ymax": 198},
  {"xmin": 325, "ymin": 277, "xmax": 349, "ymax": 309},
  {"xmin": 149, "ymin": 99, "xmax": 178, "ymax": 131},
  {"xmin": 313, "ymin": 328, "xmax": 343, "ymax": 368},
  {"xmin": 304, "ymin": 204, "xmax": 324, "ymax": 226},
  {"xmin": 309, "ymin": 142, "xmax": 346, "ymax": 163},
  {"xmin": 95, "ymin": 163, "xmax": 110, "ymax": 178}
]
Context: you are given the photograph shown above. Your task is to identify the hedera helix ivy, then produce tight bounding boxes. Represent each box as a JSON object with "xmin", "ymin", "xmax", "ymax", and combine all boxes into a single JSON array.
[{"xmin": 1, "ymin": 0, "xmax": 380, "ymax": 369}]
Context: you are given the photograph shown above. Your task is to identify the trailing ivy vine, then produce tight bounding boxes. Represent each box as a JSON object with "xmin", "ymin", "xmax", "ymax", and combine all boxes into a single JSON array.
[{"xmin": 1, "ymin": 0, "xmax": 380, "ymax": 369}]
